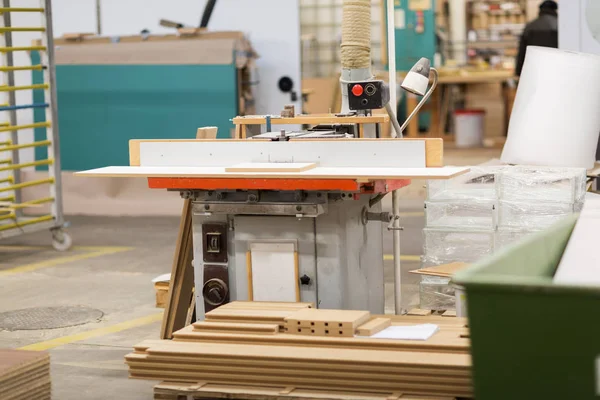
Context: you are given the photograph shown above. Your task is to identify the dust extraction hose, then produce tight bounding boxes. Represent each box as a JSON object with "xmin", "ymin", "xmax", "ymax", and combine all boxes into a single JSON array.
[{"xmin": 341, "ymin": 0, "xmax": 372, "ymax": 70}]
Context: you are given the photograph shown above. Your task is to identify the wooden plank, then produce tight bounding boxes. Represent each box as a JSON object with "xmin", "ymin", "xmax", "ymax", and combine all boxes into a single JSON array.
[
  {"xmin": 219, "ymin": 301, "xmax": 314, "ymax": 310},
  {"xmin": 132, "ymin": 353, "xmax": 471, "ymax": 377},
  {"xmin": 225, "ymin": 163, "xmax": 317, "ymax": 173},
  {"xmin": 131, "ymin": 370, "xmax": 472, "ymax": 398},
  {"xmin": 232, "ymin": 114, "xmax": 389, "ymax": 125},
  {"xmin": 409, "ymin": 263, "xmax": 469, "ymax": 278},
  {"xmin": 408, "ymin": 309, "xmax": 433, "ymax": 317},
  {"xmin": 406, "ymin": 94, "xmax": 419, "ymax": 138},
  {"xmin": 206, "ymin": 308, "xmax": 299, "ymax": 322},
  {"xmin": 442, "ymin": 311, "xmax": 457, "ymax": 318},
  {"xmin": 139, "ymin": 340, "xmax": 471, "ymax": 368},
  {"xmin": 127, "ymin": 359, "xmax": 472, "ymax": 386},
  {"xmin": 77, "ymin": 166, "xmax": 470, "ymax": 181},
  {"xmin": 356, "ymin": 318, "xmax": 392, "ymax": 336},
  {"xmin": 160, "ymin": 199, "xmax": 195, "ymax": 340},
  {"xmin": 193, "ymin": 321, "xmax": 279, "ymax": 334},
  {"xmin": 154, "ymin": 381, "xmax": 457, "ymax": 400},
  {"xmin": 173, "ymin": 327, "xmax": 469, "ymax": 353}
]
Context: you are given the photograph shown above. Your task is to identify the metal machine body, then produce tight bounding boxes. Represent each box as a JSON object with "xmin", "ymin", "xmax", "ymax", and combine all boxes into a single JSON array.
[{"xmin": 188, "ymin": 189, "xmax": 385, "ymax": 319}]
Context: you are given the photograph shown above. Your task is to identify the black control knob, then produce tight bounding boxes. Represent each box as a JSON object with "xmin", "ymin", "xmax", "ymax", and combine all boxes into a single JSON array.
[
  {"xmin": 299, "ymin": 275, "xmax": 311, "ymax": 285},
  {"xmin": 203, "ymin": 278, "xmax": 228, "ymax": 306}
]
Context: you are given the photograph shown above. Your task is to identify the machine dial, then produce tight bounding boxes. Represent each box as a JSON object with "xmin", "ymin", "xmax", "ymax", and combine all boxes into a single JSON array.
[{"xmin": 202, "ymin": 278, "xmax": 229, "ymax": 306}]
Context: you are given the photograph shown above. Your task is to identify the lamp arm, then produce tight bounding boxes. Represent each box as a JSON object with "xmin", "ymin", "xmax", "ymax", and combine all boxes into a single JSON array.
[
  {"xmin": 398, "ymin": 68, "xmax": 439, "ymax": 133},
  {"xmin": 385, "ymin": 102, "xmax": 404, "ymax": 138}
]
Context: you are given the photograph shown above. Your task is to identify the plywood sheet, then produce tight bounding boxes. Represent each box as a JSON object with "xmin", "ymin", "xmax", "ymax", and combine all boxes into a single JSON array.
[
  {"xmin": 226, "ymin": 163, "xmax": 317, "ymax": 173},
  {"xmin": 76, "ymin": 166, "xmax": 470, "ymax": 181}
]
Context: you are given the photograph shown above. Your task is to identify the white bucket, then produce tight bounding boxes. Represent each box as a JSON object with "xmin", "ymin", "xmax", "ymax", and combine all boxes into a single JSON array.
[{"xmin": 454, "ymin": 109, "xmax": 485, "ymax": 148}]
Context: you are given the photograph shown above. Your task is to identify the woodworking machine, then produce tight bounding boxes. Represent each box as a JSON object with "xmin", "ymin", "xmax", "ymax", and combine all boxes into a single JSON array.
[{"xmin": 77, "ymin": 0, "xmax": 468, "ymax": 319}]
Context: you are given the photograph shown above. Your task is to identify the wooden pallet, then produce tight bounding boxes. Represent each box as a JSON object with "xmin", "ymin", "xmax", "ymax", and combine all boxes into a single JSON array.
[{"xmin": 154, "ymin": 381, "xmax": 457, "ymax": 400}]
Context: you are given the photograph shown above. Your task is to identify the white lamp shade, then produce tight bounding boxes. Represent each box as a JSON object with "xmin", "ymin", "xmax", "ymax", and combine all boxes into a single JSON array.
[
  {"xmin": 502, "ymin": 46, "xmax": 600, "ymax": 169},
  {"xmin": 401, "ymin": 71, "xmax": 429, "ymax": 96}
]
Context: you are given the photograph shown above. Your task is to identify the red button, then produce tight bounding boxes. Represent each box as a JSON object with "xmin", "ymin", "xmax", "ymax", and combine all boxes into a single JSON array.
[{"xmin": 351, "ymin": 84, "xmax": 364, "ymax": 97}]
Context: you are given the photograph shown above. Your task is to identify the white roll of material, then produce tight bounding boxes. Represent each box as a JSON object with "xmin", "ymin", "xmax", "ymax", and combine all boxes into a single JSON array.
[{"xmin": 501, "ymin": 46, "xmax": 600, "ymax": 169}]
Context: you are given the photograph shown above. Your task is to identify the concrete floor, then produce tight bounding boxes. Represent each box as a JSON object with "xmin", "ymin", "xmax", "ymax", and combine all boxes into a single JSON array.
[
  {"xmin": 0, "ymin": 148, "xmax": 495, "ymax": 399},
  {"xmin": 0, "ymin": 207, "xmax": 424, "ymax": 400}
]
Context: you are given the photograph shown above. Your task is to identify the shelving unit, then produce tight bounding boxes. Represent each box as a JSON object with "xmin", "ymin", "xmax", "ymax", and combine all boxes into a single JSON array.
[{"xmin": 0, "ymin": 0, "xmax": 70, "ymax": 250}]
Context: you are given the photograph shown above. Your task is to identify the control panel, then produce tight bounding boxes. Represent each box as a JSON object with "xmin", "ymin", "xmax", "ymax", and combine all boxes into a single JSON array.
[
  {"xmin": 347, "ymin": 80, "xmax": 390, "ymax": 111},
  {"xmin": 202, "ymin": 223, "xmax": 229, "ymax": 312}
]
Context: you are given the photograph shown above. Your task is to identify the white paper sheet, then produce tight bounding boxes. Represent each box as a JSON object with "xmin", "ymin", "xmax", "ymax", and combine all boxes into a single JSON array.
[{"xmin": 365, "ymin": 324, "xmax": 440, "ymax": 341}]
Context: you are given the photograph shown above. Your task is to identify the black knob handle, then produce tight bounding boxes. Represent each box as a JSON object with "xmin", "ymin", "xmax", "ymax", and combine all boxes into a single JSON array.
[{"xmin": 299, "ymin": 274, "xmax": 311, "ymax": 285}]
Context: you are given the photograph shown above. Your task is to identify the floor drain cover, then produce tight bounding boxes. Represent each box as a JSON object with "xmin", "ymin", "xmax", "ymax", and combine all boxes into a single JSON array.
[{"xmin": 0, "ymin": 306, "xmax": 104, "ymax": 331}]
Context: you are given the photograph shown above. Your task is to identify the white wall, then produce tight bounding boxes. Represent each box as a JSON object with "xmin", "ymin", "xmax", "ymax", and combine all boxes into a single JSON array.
[
  {"xmin": 7, "ymin": 0, "xmax": 301, "ymax": 166},
  {"xmin": 101, "ymin": 0, "xmax": 302, "ymax": 121},
  {"xmin": 559, "ymin": 0, "xmax": 600, "ymax": 54}
]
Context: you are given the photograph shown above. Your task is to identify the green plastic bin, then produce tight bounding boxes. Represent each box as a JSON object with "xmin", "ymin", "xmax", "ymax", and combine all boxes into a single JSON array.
[{"xmin": 454, "ymin": 214, "xmax": 600, "ymax": 400}]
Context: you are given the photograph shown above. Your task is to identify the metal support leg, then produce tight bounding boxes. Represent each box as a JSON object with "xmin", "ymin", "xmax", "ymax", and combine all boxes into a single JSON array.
[{"xmin": 392, "ymin": 189, "xmax": 402, "ymax": 315}]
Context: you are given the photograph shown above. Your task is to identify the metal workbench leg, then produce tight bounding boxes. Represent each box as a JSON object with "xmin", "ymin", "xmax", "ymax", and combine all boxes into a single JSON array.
[{"xmin": 392, "ymin": 189, "xmax": 402, "ymax": 315}]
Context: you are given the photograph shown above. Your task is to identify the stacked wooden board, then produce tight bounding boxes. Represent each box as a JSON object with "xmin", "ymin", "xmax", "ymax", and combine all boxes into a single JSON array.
[
  {"xmin": 126, "ymin": 302, "xmax": 473, "ymax": 399},
  {"xmin": 0, "ymin": 349, "xmax": 51, "ymax": 400}
]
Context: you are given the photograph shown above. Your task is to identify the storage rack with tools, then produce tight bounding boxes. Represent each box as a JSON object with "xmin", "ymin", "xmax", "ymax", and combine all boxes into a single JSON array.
[{"xmin": 0, "ymin": 0, "xmax": 70, "ymax": 250}]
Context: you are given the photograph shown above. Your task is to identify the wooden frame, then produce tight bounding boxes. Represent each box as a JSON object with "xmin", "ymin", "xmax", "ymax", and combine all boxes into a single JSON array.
[
  {"xmin": 232, "ymin": 114, "xmax": 390, "ymax": 139},
  {"xmin": 246, "ymin": 244, "xmax": 300, "ymax": 303},
  {"xmin": 128, "ymin": 138, "xmax": 444, "ymax": 168}
]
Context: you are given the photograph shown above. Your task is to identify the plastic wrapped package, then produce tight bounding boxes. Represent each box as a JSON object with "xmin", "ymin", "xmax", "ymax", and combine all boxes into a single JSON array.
[
  {"xmin": 498, "ymin": 200, "xmax": 575, "ymax": 229},
  {"xmin": 497, "ymin": 166, "xmax": 587, "ymax": 203},
  {"xmin": 423, "ymin": 228, "xmax": 495, "ymax": 264},
  {"xmin": 427, "ymin": 166, "xmax": 506, "ymax": 201},
  {"xmin": 494, "ymin": 228, "xmax": 539, "ymax": 250},
  {"xmin": 419, "ymin": 275, "xmax": 455, "ymax": 311},
  {"xmin": 425, "ymin": 200, "xmax": 497, "ymax": 230}
]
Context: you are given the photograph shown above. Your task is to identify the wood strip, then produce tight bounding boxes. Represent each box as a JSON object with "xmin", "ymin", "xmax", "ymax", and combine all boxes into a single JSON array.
[
  {"xmin": 130, "ymin": 370, "xmax": 472, "ymax": 398},
  {"xmin": 154, "ymin": 381, "xmax": 456, "ymax": 400},
  {"xmin": 232, "ymin": 115, "xmax": 389, "ymax": 125},
  {"xmin": 160, "ymin": 199, "xmax": 195, "ymax": 339},
  {"xmin": 193, "ymin": 321, "xmax": 278, "ymax": 334},
  {"xmin": 172, "ymin": 325, "xmax": 469, "ymax": 353},
  {"xmin": 127, "ymin": 357, "xmax": 472, "ymax": 383},
  {"xmin": 246, "ymin": 251, "xmax": 253, "ymax": 300},
  {"xmin": 408, "ymin": 309, "xmax": 433, "ymax": 317},
  {"xmin": 294, "ymin": 252, "xmax": 300, "ymax": 302},
  {"xmin": 128, "ymin": 353, "xmax": 471, "ymax": 377},
  {"xmin": 356, "ymin": 318, "xmax": 392, "ymax": 336},
  {"xmin": 139, "ymin": 341, "xmax": 471, "ymax": 368},
  {"xmin": 206, "ymin": 308, "xmax": 300, "ymax": 322},
  {"xmin": 219, "ymin": 301, "xmax": 314, "ymax": 309}
]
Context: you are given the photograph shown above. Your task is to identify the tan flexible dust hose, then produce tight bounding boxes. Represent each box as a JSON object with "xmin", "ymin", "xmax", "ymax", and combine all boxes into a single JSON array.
[{"xmin": 341, "ymin": 0, "xmax": 372, "ymax": 70}]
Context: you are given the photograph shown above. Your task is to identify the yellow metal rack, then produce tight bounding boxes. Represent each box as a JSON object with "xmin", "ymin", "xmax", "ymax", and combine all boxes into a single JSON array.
[{"xmin": 0, "ymin": 0, "xmax": 70, "ymax": 250}]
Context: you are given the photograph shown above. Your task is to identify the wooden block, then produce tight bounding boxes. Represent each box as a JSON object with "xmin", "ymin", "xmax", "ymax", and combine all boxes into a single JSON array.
[
  {"xmin": 129, "ymin": 140, "xmax": 141, "ymax": 166},
  {"xmin": 425, "ymin": 139, "xmax": 443, "ymax": 167},
  {"xmin": 284, "ymin": 309, "xmax": 370, "ymax": 337},
  {"xmin": 225, "ymin": 163, "xmax": 317, "ymax": 173},
  {"xmin": 196, "ymin": 126, "xmax": 218, "ymax": 140},
  {"xmin": 407, "ymin": 309, "xmax": 433, "ymax": 316},
  {"xmin": 356, "ymin": 318, "xmax": 392, "ymax": 336},
  {"xmin": 442, "ymin": 311, "xmax": 457, "ymax": 318},
  {"xmin": 155, "ymin": 282, "xmax": 169, "ymax": 308}
]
